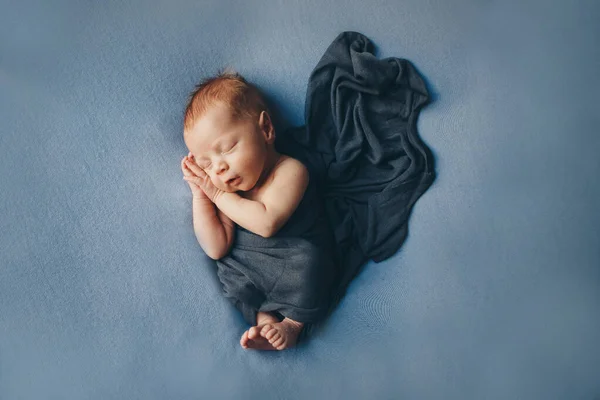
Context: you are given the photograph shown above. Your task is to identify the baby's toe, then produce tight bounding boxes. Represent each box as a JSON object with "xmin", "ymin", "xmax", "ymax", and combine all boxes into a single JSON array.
[
  {"xmin": 276, "ymin": 342, "xmax": 287, "ymax": 351},
  {"xmin": 272, "ymin": 336, "xmax": 285, "ymax": 349},
  {"xmin": 265, "ymin": 328, "xmax": 278, "ymax": 340},
  {"xmin": 240, "ymin": 330, "xmax": 249, "ymax": 348},
  {"xmin": 259, "ymin": 324, "xmax": 273, "ymax": 337},
  {"xmin": 268, "ymin": 332, "xmax": 281, "ymax": 344},
  {"xmin": 248, "ymin": 326, "xmax": 260, "ymax": 339}
]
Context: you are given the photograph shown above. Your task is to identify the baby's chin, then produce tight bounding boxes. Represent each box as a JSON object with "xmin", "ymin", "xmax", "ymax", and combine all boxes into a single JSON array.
[
  {"xmin": 218, "ymin": 185, "xmax": 246, "ymax": 193},
  {"xmin": 215, "ymin": 177, "xmax": 254, "ymax": 193}
]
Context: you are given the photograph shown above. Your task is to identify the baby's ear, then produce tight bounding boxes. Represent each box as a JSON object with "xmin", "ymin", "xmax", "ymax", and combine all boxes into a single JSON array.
[{"xmin": 259, "ymin": 111, "xmax": 275, "ymax": 143}]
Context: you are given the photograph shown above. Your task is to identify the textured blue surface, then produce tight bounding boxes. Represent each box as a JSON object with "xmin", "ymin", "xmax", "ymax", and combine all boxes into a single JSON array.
[{"xmin": 1, "ymin": 1, "xmax": 599, "ymax": 399}]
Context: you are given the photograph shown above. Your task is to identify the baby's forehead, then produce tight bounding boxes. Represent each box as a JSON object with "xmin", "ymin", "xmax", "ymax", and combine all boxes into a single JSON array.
[{"xmin": 186, "ymin": 104, "xmax": 255, "ymax": 139}]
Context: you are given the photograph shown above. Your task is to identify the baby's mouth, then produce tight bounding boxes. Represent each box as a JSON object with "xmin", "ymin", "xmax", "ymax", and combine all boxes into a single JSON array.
[{"xmin": 226, "ymin": 176, "xmax": 240, "ymax": 185}]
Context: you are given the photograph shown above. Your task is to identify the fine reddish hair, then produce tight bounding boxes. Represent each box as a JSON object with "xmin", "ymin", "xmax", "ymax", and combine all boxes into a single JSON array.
[{"xmin": 183, "ymin": 69, "xmax": 269, "ymax": 132}]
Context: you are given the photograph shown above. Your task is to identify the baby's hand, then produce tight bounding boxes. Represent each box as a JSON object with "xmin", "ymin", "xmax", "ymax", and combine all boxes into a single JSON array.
[
  {"xmin": 182, "ymin": 153, "xmax": 224, "ymax": 203},
  {"xmin": 181, "ymin": 153, "xmax": 205, "ymax": 199}
]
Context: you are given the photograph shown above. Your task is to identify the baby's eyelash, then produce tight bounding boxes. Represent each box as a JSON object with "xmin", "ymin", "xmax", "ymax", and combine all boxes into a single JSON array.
[{"xmin": 223, "ymin": 143, "xmax": 237, "ymax": 154}]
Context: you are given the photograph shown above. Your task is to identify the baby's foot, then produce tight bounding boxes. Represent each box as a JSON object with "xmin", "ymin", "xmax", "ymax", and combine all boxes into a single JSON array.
[
  {"xmin": 257, "ymin": 318, "xmax": 304, "ymax": 351},
  {"xmin": 240, "ymin": 312, "xmax": 279, "ymax": 350}
]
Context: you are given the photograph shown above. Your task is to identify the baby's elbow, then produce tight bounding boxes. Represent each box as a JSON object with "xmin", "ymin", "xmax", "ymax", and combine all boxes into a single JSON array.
[
  {"xmin": 205, "ymin": 250, "xmax": 222, "ymax": 261},
  {"xmin": 258, "ymin": 220, "xmax": 279, "ymax": 238},
  {"xmin": 205, "ymin": 247, "xmax": 230, "ymax": 260},
  {"xmin": 258, "ymin": 228, "xmax": 274, "ymax": 239}
]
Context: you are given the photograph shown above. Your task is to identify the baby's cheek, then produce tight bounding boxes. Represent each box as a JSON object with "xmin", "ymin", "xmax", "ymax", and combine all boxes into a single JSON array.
[
  {"xmin": 210, "ymin": 177, "xmax": 226, "ymax": 190},
  {"xmin": 236, "ymin": 154, "xmax": 253, "ymax": 172}
]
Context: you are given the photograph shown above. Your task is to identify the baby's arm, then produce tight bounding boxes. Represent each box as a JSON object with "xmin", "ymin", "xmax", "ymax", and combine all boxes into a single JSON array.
[
  {"xmin": 191, "ymin": 196, "xmax": 235, "ymax": 260},
  {"xmin": 183, "ymin": 155, "xmax": 235, "ymax": 260},
  {"xmin": 214, "ymin": 158, "xmax": 308, "ymax": 238}
]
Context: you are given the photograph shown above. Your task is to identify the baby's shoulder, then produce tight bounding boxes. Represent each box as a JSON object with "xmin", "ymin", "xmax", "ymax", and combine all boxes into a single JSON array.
[
  {"xmin": 243, "ymin": 155, "xmax": 308, "ymax": 202},
  {"xmin": 259, "ymin": 155, "xmax": 309, "ymax": 208},
  {"xmin": 272, "ymin": 155, "xmax": 308, "ymax": 183}
]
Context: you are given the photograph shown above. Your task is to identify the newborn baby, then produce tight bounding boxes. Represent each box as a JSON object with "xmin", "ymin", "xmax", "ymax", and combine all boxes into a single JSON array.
[
  {"xmin": 181, "ymin": 71, "xmax": 334, "ymax": 350},
  {"xmin": 180, "ymin": 32, "xmax": 435, "ymax": 352}
]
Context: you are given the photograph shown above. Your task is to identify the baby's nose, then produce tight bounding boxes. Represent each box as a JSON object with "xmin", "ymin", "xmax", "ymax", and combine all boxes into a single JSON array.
[{"xmin": 215, "ymin": 161, "xmax": 228, "ymax": 174}]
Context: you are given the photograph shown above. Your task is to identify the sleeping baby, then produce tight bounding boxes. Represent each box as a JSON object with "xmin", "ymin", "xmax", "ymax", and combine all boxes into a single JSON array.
[
  {"xmin": 181, "ymin": 71, "xmax": 336, "ymax": 351},
  {"xmin": 179, "ymin": 32, "xmax": 435, "ymax": 352}
]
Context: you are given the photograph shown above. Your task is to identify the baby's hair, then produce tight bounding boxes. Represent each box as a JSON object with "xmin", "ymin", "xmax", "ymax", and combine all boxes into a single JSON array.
[{"xmin": 184, "ymin": 68, "xmax": 269, "ymax": 131}]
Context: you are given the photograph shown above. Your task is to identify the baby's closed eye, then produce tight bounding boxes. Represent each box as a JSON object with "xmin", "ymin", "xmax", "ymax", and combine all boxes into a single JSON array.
[{"xmin": 222, "ymin": 143, "xmax": 237, "ymax": 154}]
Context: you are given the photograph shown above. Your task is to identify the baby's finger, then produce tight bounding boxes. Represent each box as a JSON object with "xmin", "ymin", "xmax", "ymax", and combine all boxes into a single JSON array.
[
  {"xmin": 181, "ymin": 158, "xmax": 194, "ymax": 174},
  {"xmin": 182, "ymin": 166, "xmax": 193, "ymax": 177},
  {"xmin": 183, "ymin": 176, "xmax": 199, "ymax": 185},
  {"xmin": 185, "ymin": 175, "xmax": 209, "ymax": 192},
  {"xmin": 195, "ymin": 167, "xmax": 207, "ymax": 178},
  {"xmin": 185, "ymin": 159, "xmax": 204, "ymax": 175},
  {"xmin": 188, "ymin": 152, "xmax": 198, "ymax": 164}
]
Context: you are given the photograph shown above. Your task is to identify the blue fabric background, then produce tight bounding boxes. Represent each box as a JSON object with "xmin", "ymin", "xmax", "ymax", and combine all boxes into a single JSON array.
[{"xmin": 1, "ymin": 0, "xmax": 599, "ymax": 399}]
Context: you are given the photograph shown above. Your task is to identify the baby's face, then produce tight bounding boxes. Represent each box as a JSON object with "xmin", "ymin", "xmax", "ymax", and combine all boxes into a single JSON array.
[{"xmin": 184, "ymin": 104, "xmax": 273, "ymax": 192}]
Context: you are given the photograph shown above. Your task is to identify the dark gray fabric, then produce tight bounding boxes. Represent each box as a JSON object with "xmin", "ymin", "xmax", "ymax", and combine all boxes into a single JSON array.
[
  {"xmin": 216, "ymin": 31, "xmax": 435, "ymax": 331},
  {"xmin": 216, "ymin": 175, "xmax": 337, "ymax": 325}
]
